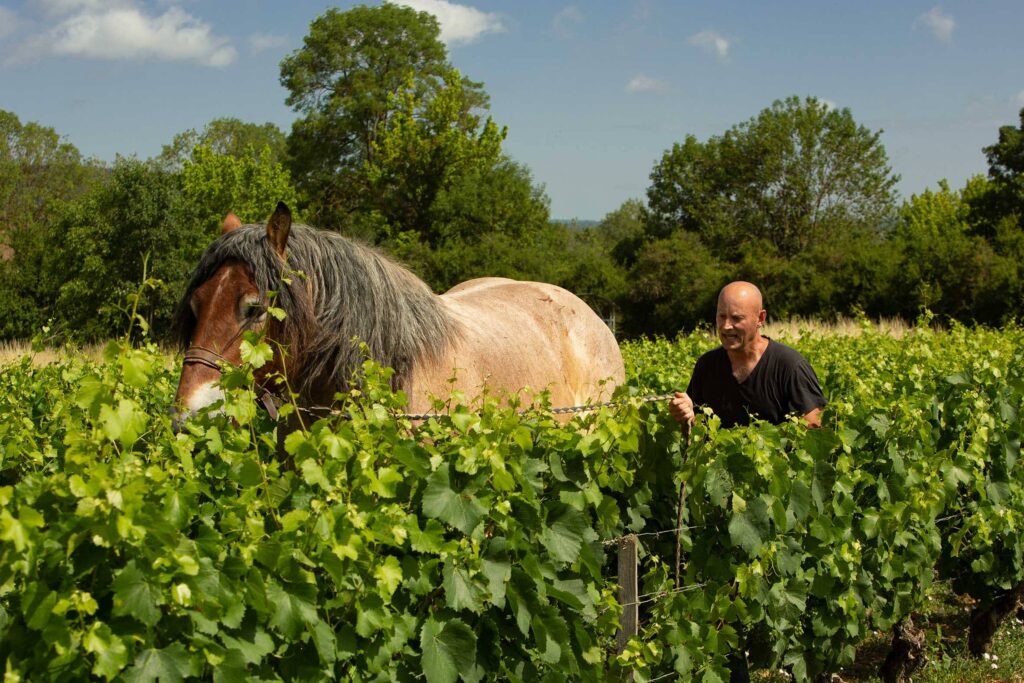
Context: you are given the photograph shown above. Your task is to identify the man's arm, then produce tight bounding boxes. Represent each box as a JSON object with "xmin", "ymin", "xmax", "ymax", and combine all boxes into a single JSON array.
[
  {"xmin": 802, "ymin": 407, "xmax": 822, "ymax": 429},
  {"xmin": 669, "ymin": 392, "xmax": 695, "ymax": 426}
]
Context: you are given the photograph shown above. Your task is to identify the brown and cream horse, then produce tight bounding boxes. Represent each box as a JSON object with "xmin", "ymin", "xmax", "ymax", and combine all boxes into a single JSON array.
[{"xmin": 172, "ymin": 203, "xmax": 624, "ymax": 425}]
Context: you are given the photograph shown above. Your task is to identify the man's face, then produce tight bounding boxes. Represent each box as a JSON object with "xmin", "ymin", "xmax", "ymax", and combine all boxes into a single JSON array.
[{"xmin": 716, "ymin": 293, "xmax": 764, "ymax": 352}]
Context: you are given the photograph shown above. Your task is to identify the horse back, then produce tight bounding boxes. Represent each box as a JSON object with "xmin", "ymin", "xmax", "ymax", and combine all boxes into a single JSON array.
[{"xmin": 407, "ymin": 278, "xmax": 624, "ymax": 412}]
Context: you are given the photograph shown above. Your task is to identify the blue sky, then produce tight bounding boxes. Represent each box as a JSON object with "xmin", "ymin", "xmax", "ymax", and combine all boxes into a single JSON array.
[{"xmin": 1, "ymin": 0, "xmax": 1022, "ymax": 220}]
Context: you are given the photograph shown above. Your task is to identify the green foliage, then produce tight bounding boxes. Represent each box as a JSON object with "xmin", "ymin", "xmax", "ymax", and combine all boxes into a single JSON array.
[
  {"xmin": 620, "ymin": 325, "xmax": 1024, "ymax": 680},
  {"xmin": 181, "ymin": 143, "xmax": 299, "ymax": 234},
  {"xmin": 0, "ymin": 339, "xmax": 671, "ymax": 680},
  {"xmin": 280, "ymin": 3, "xmax": 486, "ymax": 229},
  {"xmin": 622, "ymin": 230, "xmax": 726, "ymax": 337},
  {"xmin": 892, "ymin": 182, "xmax": 1013, "ymax": 322},
  {"xmin": 972, "ymin": 107, "xmax": 1024, "ymax": 231},
  {"xmin": 158, "ymin": 117, "xmax": 288, "ymax": 170},
  {"xmin": 0, "ymin": 110, "xmax": 300, "ymax": 342},
  {"xmin": 613, "ymin": 97, "xmax": 905, "ymax": 334},
  {"xmin": 42, "ymin": 158, "xmax": 188, "ymax": 340},
  {"xmin": 363, "ymin": 70, "xmax": 509, "ymax": 246},
  {"xmin": 3, "ymin": 324, "xmax": 1024, "ymax": 681},
  {"xmin": 646, "ymin": 96, "xmax": 898, "ymax": 260},
  {"xmin": 0, "ymin": 109, "xmax": 102, "ymax": 338}
]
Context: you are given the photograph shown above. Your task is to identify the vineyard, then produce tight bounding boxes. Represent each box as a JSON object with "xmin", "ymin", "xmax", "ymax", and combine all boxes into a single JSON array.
[{"xmin": 0, "ymin": 323, "xmax": 1022, "ymax": 681}]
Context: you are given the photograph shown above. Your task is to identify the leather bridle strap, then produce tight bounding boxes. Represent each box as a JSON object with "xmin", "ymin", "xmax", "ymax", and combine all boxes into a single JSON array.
[
  {"xmin": 182, "ymin": 344, "xmax": 280, "ymax": 420},
  {"xmin": 182, "ymin": 345, "xmax": 228, "ymax": 372}
]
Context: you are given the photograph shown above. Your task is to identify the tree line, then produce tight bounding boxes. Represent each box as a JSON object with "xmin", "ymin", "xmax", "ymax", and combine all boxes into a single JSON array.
[{"xmin": 1, "ymin": 3, "xmax": 1022, "ymax": 342}]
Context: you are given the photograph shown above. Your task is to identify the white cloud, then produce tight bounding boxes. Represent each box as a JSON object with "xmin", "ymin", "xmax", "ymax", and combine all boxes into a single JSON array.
[
  {"xmin": 396, "ymin": 0, "xmax": 504, "ymax": 46},
  {"xmin": 248, "ymin": 32, "xmax": 287, "ymax": 54},
  {"xmin": 0, "ymin": 7, "xmax": 20, "ymax": 40},
  {"xmin": 625, "ymin": 74, "xmax": 668, "ymax": 94},
  {"xmin": 32, "ymin": 0, "xmax": 132, "ymax": 18},
  {"xmin": 820, "ymin": 99, "xmax": 837, "ymax": 112},
  {"xmin": 688, "ymin": 29, "xmax": 730, "ymax": 61},
  {"xmin": 1015, "ymin": 90, "xmax": 1024, "ymax": 107},
  {"xmin": 10, "ymin": 2, "xmax": 236, "ymax": 67},
  {"xmin": 553, "ymin": 6, "xmax": 583, "ymax": 38},
  {"xmin": 914, "ymin": 6, "xmax": 955, "ymax": 43}
]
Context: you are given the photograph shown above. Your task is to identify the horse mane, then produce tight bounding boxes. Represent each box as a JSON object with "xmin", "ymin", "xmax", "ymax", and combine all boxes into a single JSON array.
[{"xmin": 172, "ymin": 223, "xmax": 459, "ymax": 399}]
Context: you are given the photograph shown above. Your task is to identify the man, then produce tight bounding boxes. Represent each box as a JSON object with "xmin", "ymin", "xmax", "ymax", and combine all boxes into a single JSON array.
[
  {"xmin": 668, "ymin": 281, "xmax": 826, "ymax": 683},
  {"xmin": 669, "ymin": 281, "xmax": 825, "ymax": 429}
]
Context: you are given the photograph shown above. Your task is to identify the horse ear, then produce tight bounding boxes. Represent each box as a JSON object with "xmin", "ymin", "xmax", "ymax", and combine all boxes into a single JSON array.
[
  {"xmin": 221, "ymin": 212, "xmax": 242, "ymax": 234},
  {"xmin": 267, "ymin": 202, "xmax": 291, "ymax": 258}
]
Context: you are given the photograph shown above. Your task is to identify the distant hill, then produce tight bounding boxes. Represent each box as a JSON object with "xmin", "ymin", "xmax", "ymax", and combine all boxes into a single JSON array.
[{"xmin": 551, "ymin": 218, "xmax": 600, "ymax": 229}]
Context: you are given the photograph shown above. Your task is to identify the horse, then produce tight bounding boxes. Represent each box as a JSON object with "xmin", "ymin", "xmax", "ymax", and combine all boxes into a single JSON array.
[{"xmin": 171, "ymin": 203, "xmax": 624, "ymax": 428}]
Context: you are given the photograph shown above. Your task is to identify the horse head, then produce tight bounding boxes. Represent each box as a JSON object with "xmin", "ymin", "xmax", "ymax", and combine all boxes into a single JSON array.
[{"xmin": 172, "ymin": 203, "xmax": 293, "ymax": 429}]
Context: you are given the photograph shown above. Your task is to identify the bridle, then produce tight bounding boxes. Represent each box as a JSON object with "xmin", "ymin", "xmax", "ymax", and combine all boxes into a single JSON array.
[{"xmin": 182, "ymin": 323, "xmax": 281, "ymax": 420}]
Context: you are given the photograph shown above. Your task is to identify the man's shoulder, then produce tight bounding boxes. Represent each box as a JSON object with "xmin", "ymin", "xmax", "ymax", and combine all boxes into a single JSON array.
[{"xmin": 765, "ymin": 338, "xmax": 812, "ymax": 366}]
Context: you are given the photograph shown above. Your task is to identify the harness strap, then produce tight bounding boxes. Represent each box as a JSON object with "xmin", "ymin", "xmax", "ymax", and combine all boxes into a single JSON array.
[{"xmin": 182, "ymin": 345, "xmax": 228, "ymax": 371}]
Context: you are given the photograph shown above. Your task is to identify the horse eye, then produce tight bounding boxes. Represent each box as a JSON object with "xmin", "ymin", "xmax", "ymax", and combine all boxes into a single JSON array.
[{"xmin": 243, "ymin": 300, "xmax": 266, "ymax": 321}]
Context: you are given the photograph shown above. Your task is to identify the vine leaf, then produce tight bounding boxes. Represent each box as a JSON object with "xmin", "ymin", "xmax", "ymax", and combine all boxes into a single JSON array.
[
  {"xmin": 421, "ymin": 616, "xmax": 476, "ymax": 683},
  {"xmin": 266, "ymin": 580, "xmax": 318, "ymax": 640},
  {"xmin": 112, "ymin": 561, "xmax": 163, "ymax": 627},
  {"xmin": 123, "ymin": 644, "xmax": 194, "ymax": 683},
  {"xmin": 422, "ymin": 466, "xmax": 485, "ymax": 534},
  {"xmin": 728, "ymin": 497, "xmax": 770, "ymax": 557},
  {"xmin": 540, "ymin": 503, "xmax": 587, "ymax": 564}
]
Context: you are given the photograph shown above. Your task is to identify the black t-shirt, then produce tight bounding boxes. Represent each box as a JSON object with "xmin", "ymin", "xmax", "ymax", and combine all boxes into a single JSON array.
[{"xmin": 686, "ymin": 339, "xmax": 826, "ymax": 428}]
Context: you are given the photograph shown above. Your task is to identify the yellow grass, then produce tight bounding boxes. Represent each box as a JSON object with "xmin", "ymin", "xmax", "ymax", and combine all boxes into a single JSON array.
[
  {"xmin": 0, "ymin": 317, "xmax": 915, "ymax": 366},
  {"xmin": 0, "ymin": 341, "xmax": 111, "ymax": 366},
  {"xmin": 763, "ymin": 316, "xmax": 911, "ymax": 342}
]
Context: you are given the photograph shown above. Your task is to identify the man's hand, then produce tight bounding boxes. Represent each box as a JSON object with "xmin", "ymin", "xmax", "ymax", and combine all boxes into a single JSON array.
[
  {"xmin": 802, "ymin": 408, "xmax": 823, "ymax": 429},
  {"xmin": 668, "ymin": 392, "xmax": 695, "ymax": 426}
]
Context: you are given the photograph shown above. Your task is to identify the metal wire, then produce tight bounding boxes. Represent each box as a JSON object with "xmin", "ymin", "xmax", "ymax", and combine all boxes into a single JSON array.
[
  {"xmin": 602, "ymin": 525, "xmax": 703, "ymax": 547},
  {"xmin": 296, "ymin": 392, "xmax": 676, "ymax": 422}
]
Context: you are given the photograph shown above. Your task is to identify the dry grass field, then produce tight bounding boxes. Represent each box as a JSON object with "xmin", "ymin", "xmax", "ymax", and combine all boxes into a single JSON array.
[
  {"xmin": 0, "ymin": 318, "xmax": 915, "ymax": 368},
  {"xmin": 762, "ymin": 316, "xmax": 911, "ymax": 341}
]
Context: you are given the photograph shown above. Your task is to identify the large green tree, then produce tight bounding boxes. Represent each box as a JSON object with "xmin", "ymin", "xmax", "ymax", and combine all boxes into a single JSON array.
[
  {"xmin": 0, "ymin": 111, "xmax": 101, "ymax": 338},
  {"xmin": 45, "ymin": 159, "xmax": 189, "ymax": 339},
  {"xmin": 280, "ymin": 3, "xmax": 487, "ymax": 229},
  {"xmin": 181, "ymin": 144, "xmax": 299, "ymax": 235},
  {"xmin": 975, "ymin": 107, "xmax": 1024, "ymax": 226},
  {"xmin": 158, "ymin": 117, "xmax": 288, "ymax": 170},
  {"xmin": 646, "ymin": 96, "xmax": 899, "ymax": 260},
  {"xmin": 362, "ymin": 70, "xmax": 505, "ymax": 244},
  {"xmin": 363, "ymin": 69, "xmax": 550, "ymax": 254},
  {"xmin": 889, "ymin": 180, "xmax": 1008, "ymax": 322}
]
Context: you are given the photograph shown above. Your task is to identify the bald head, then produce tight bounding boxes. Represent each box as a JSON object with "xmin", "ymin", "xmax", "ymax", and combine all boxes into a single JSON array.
[
  {"xmin": 716, "ymin": 281, "xmax": 766, "ymax": 354},
  {"xmin": 719, "ymin": 281, "xmax": 763, "ymax": 311}
]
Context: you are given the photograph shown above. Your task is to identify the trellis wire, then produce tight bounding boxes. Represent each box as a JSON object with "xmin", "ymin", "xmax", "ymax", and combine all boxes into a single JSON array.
[
  {"xmin": 295, "ymin": 392, "xmax": 677, "ymax": 421},
  {"xmin": 602, "ymin": 525, "xmax": 703, "ymax": 547},
  {"xmin": 600, "ymin": 583, "xmax": 711, "ymax": 615}
]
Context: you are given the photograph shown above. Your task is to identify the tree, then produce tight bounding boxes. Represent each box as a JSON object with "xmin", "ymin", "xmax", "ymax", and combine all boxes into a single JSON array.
[
  {"xmin": 891, "ymin": 181, "xmax": 1013, "ymax": 323},
  {"xmin": 181, "ymin": 144, "xmax": 299, "ymax": 235},
  {"xmin": 966, "ymin": 107, "xmax": 1024, "ymax": 269},
  {"xmin": 363, "ymin": 70, "xmax": 505, "ymax": 244},
  {"xmin": 45, "ymin": 159, "xmax": 189, "ymax": 340},
  {"xmin": 158, "ymin": 117, "xmax": 288, "ymax": 170},
  {"xmin": 279, "ymin": 3, "xmax": 487, "ymax": 228},
  {"xmin": 646, "ymin": 96, "xmax": 899, "ymax": 260},
  {"xmin": 591, "ymin": 199, "xmax": 647, "ymax": 267},
  {"xmin": 0, "ymin": 110, "xmax": 101, "ymax": 338},
  {"xmin": 977, "ymin": 107, "xmax": 1024, "ymax": 223},
  {"xmin": 623, "ymin": 231, "xmax": 725, "ymax": 336}
]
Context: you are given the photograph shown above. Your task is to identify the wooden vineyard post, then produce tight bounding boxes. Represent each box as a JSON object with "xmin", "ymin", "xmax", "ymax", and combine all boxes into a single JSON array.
[{"xmin": 616, "ymin": 534, "xmax": 639, "ymax": 654}]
